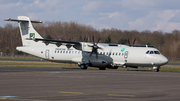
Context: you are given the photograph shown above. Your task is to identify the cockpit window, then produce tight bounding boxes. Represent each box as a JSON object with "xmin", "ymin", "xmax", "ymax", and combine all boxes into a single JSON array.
[
  {"xmin": 146, "ymin": 50, "xmax": 161, "ymax": 54},
  {"xmin": 154, "ymin": 51, "xmax": 160, "ymax": 54},
  {"xmin": 150, "ymin": 51, "xmax": 154, "ymax": 54},
  {"xmin": 146, "ymin": 51, "xmax": 149, "ymax": 54}
]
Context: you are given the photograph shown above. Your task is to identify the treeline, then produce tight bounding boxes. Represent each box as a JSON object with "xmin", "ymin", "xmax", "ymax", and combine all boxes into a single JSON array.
[{"xmin": 0, "ymin": 21, "xmax": 180, "ymax": 60}]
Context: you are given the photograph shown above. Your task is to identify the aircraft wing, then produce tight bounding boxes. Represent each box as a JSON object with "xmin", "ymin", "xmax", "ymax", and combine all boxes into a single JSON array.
[
  {"xmin": 33, "ymin": 38, "xmax": 104, "ymax": 52},
  {"xmin": 34, "ymin": 38, "xmax": 81, "ymax": 48}
]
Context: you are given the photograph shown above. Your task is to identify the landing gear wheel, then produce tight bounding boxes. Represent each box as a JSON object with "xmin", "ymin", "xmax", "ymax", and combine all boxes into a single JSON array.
[
  {"xmin": 99, "ymin": 67, "xmax": 106, "ymax": 70},
  {"xmin": 80, "ymin": 65, "xmax": 87, "ymax": 70},
  {"xmin": 153, "ymin": 66, "xmax": 160, "ymax": 72},
  {"xmin": 154, "ymin": 68, "xmax": 159, "ymax": 72}
]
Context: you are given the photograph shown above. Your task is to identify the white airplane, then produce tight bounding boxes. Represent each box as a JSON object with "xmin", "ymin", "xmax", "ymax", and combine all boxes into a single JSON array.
[{"xmin": 5, "ymin": 16, "xmax": 168, "ymax": 72}]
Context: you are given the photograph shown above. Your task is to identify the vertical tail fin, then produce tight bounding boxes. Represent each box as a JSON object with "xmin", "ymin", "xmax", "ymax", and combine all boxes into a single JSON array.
[{"xmin": 5, "ymin": 16, "xmax": 43, "ymax": 46}]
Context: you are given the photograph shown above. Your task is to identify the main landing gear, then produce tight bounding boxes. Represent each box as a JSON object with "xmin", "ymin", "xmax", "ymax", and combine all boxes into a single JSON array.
[
  {"xmin": 122, "ymin": 65, "xmax": 129, "ymax": 71},
  {"xmin": 78, "ymin": 63, "xmax": 107, "ymax": 70},
  {"xmin": 79, "ymin": 64, "xmax": 88, "ymax": 70}
]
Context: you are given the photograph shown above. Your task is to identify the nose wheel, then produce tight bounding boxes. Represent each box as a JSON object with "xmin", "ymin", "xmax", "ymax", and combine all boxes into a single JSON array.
[
  {"xmin": 153, "ymin": 66, "xmax": 160, "ymax": 72},
  {"xmin": 154, "ymin": 68, "xmax": 159, "ymax": 72}
]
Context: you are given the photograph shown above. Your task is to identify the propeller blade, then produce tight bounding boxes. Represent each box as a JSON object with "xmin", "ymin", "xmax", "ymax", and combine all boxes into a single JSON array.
[
  {"xmin": 128, "ymin": 38, "xmax": 130, "ymax": 46},
  {"xmin": 88, "ymin": 35, "xmax": 103, "ymax": 60},
  {"xmin": 96, "ymin": 52, "xmax": 98, "ymax": 60},
  {"xmin": 89, "ymin": 52, "xmax": 93, "ymax": 57},
  {"xmin": 97, "ymin": 38, "xmax": 101, "ymax": 44},
  {"xmin": 133, "ymin": 38, "xmax": 136, "ymax": 46},
  {"xmin": 89, "ymin": 48, "xmax": 95, "ymax": 57}
]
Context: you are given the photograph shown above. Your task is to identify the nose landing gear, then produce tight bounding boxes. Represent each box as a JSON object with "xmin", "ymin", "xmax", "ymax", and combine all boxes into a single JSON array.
[{"xmin": 153, "ymin": 66, "xmax": 160, "ymax": 72}]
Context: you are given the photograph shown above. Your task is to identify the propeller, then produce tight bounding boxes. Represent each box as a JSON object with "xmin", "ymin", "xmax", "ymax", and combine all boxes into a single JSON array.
[
  {"xmin": 132, "ymin": 38, "xmax": 136, "ymax": 46},
  {"xmin": 128, "ymin": 38, "xmax": 130, "ymax": 46},
  {"xmin": 88, "ymin": 35, "xmax": 102, "ymax": 60},
  {"xmin": 127, "ymin": 38, "xmax": 136, "ymax": 47}
]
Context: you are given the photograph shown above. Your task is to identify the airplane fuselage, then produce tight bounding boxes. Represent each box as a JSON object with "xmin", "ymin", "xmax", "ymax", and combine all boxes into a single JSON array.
[
  {"xmin": 17, "ymin": 44, "xmax": 168, "ymax": 68},
  {"xmin": 5, "ymin": 16, "xmax": 168, "ymax": 72}
]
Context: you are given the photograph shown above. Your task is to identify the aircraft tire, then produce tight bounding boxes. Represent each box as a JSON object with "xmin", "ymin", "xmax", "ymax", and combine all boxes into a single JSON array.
[
  {"xmin": 99, "ymin": 67, "xmax": 106, "ymax": 70},
  {"xmin": 154, "ymin": 68, "xmax": 159, "ymax": 72},
  {"xmin": 80, "ymin": 65, "xmax": 87, "ymax": 70}
]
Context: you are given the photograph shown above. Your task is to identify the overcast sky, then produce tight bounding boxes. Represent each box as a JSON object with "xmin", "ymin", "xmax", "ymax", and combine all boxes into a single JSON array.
[{"xmin": 1, "ymin": 0, "xmax": 180, "ymax": 32}]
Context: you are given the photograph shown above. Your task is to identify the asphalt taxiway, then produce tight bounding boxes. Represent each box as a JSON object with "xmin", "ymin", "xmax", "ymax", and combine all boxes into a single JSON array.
[
  {"xmin": 0, "ymin": 67, "xmax": 180, "ymax": 101},
  {"xmin": 1, "ymin": 58, "xmax": 180, "ymax": 65}
]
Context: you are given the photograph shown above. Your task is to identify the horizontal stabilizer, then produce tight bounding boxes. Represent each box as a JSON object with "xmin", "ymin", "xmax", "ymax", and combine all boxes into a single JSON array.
[{"xmin": 4, "ymin": 18, "xmax": 42, "ymax": 23}]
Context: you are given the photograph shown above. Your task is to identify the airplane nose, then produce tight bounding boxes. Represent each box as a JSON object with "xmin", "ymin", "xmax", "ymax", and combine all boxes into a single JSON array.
[{"xmin": 161, "ymin": 56, "xmax": 169, "ymax": 65}]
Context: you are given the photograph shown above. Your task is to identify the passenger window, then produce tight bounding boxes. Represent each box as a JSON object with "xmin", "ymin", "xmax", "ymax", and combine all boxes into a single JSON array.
[
  {"xmin": 146, "ymin": 51, "xmax": 149, "ymax": 54},
  {"xmin": 122, "ymin": 53, "xmax": 124, "ymax": 56},
  {"xmin": 150, "ymin": 51, "xmax": 154, "ymax": 54},
  {"xmin": 116, "ymin": 52, "xmax": 118, "ymax": 55},
  {"xmin": 55, "ymin": 51, "xmax": 56, "ymax": 53},
  {"xmin": 103, "ymin": 52, "xmax": 105, "ymax": 55},
  {"xmin": 63, "ymin": 51, "xmax": 65, "ymax": 53},
  {"xmin": 109, "ymin": 52, "xmax": 111, "ymax": 55},
  {"xmin": 119, "ymin": 53, "xmax": 121, "ymax": 55},
  {"xmin": 72, "ymin": 51, "xmax": 74, "ymax": 54},
  {"xmin": 69, "ymin": 51, "xmax": 71, "ymax": 54},
  {"xmin": 60, "ymin": 51, "xmax": 62, "ymax": 53},
  {"xmin": 112, "ymin": 52, "xmax": 114, "ymax": 55},
  {"xmin": 106, "ymin": 52, "xmax": 108, "ymax": 55}
]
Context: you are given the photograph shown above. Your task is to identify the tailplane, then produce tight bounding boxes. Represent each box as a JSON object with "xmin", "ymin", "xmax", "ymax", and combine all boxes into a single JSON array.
[{"xmin": 5, "ymin": 16, "xmax": 43, "ymax": 46}]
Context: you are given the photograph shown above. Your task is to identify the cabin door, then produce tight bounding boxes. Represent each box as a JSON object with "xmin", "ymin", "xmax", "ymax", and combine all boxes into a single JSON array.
[
  {"xmin": 124, "ymin": 51, "xmax": 129, "ymax": 59},
  {"xmin": 45, "ymin": 50, "xmax": 49, "ymax": 59}
]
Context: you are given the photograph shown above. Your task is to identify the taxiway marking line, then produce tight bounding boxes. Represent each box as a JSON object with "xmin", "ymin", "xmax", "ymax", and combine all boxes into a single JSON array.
[
  {"xmin": 59, "ymin": 91, "xmax": 84, "ymax": 95},
  {"xmin": 108, "ymin": 94, "xmax": 135, "ymax": 97}
]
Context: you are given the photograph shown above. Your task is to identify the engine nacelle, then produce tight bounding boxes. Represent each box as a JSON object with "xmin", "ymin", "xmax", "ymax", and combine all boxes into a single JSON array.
[{"xmin": 73, "ymin": 42, "xmax": 103, "ymax": 52}]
